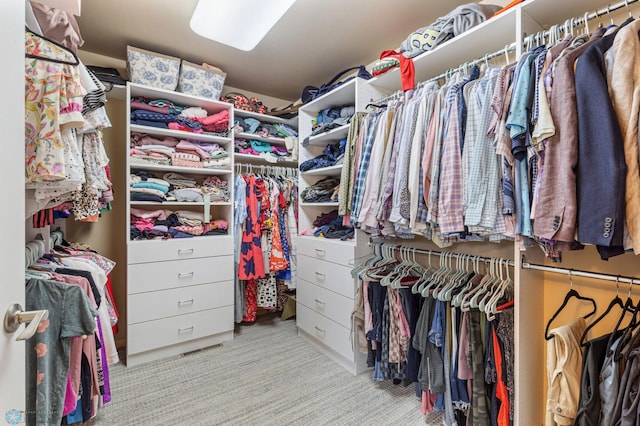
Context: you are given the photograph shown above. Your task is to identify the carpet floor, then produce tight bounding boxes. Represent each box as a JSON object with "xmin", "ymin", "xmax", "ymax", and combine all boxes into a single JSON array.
[{"xmin": 89, "ymin": 315, "xmax": 442, "ymax": 425}]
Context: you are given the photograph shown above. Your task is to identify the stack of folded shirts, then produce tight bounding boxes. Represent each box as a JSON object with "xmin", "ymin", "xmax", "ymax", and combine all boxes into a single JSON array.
[
  {"xmin": 130, "ymin": 208, "xmax": 229, "ymax": 239},
  {"xmin": 130, "ymin": 173, "xmax": 171, "ymax": 202},
  {"xmin": 201, "ymin": 176, "xmax": 230, "ymax": 202},
  {"xmin": 130, "ymin": 97, "xmax": 230, "ymax": 135},
  {"xmin": 129, "ymin": 148, "xmax": 171, "ymax": 166}
]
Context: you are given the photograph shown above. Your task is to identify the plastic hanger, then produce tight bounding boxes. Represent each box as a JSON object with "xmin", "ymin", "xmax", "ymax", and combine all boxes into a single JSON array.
[
  {"xmin": 452, "ymin": 256, "xmax": 481, "ymax": 307},
  {"xmin": 412, "ymin": 251, "xmax": 434, "ymax": 294},
  {"xmin": 578, "ymin": 277, "xmax": 627, "ymax": 347},
  {"xmin": 485, "ymin": 259, "xmax": 514, "ymax": 320},
  {"xmin": 420, "ymin": 253, "xmax": 448, "ymax": 298},
  {"xmin": 461, "ymin": 259, "xmax": 495, "ymax": 312},
  {"xmin": 25, "ymin": 28, "xmax": 79, "ymax": 66},
  {"xmin": 611, "ymin": 278, "xmax": 640, "ymax": 360},
  {"xmin": 544, "ymin": 270, "xmax": 598, "ymax": 340},
  {"xmin": 390, "ymin": 248, "xmax": 425, "ymax": 289}
]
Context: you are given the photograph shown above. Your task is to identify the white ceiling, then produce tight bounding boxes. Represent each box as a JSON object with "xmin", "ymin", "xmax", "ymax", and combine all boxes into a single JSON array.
[{"xmin": 76, "ymin": 0, "xmax": 476, "ymax": 102}]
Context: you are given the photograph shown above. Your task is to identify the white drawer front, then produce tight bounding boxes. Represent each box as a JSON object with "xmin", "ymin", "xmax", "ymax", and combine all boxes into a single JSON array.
[
  {"xmin": 128, "ymin": 255, "xmax": 233, "ymax": 294},
  {"xmin": 128, "ymin": 236, "xmax": 233, "ymax": 264},
  {"xmin": 127, "ymin": 306, "xmax": 233, "ymax": 355},
  {"xmin": 297, "ymin": 255, "xmax": 356, "ymax": 299},
  {"xmin": 297, "ymin": 304, "xmax": 354, "ymax": 362},
  {"xmin": 297, "ymin": 237, "xmax": 355, "ymax": 267},
  {"xmin": 297, "ymin": 280, "xmax": 354, "ymax": 328},
  {"xmin": 128, "ymin": 281, "xmax": 233, "ymax": 324}
]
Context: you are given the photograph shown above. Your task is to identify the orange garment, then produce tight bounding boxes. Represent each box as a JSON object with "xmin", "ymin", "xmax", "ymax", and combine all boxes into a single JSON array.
[
  {"xmin": 493, "ymin": 0, "xmax": 524, "ymax": 16},
  {"xmin": 493, "ymin": 325, "xmax": 510, "ymax": 426}
]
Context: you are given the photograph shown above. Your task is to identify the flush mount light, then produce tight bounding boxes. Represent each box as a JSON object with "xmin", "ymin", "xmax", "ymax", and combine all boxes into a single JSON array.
[{"xmin": 190, "ymin": 0, "xmax": 296, "ymax": 51}]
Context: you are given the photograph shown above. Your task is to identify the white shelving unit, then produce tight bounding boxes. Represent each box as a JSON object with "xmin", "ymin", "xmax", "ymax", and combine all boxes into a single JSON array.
[
  {"xmin": 125, "ymin": 82, "xmax": 235, "ymax": 366},
  {"xmin": 296, "ymin": 77, "xmax": 384, "ymax": 375}
]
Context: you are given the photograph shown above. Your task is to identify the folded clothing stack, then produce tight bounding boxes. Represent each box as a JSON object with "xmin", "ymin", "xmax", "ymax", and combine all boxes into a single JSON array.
[
  {"xmin": 303, "ymin": 105, "xmax": 355, "ymax": 145},
  {"xmin": 233, "ymin": 117, "xmax": 298, "ymax": 138},
  {"xmin": 130, "ymin": 132, "xmax": 229, "ymax": 169},
  {"xmin": 311, "ymin": 209, "xmax": 354, "ymax": 240},
  {"xmin": 301, "ymin": 176, "xmax": 340, "ymax": 203},
  {"xmin": 130, "ymin": 208, "xmax": 229, "ymax": 239},
  {"xmin": 299, "ymin": 139, "xmax": 346, "ymax": 172},
  {"xmin": 130, "ymin": 97, "xmax": 230, "ymax": 136},
  {"xmin": 129, "ymin": 171, "xmax": 230, "ymax": 203}
]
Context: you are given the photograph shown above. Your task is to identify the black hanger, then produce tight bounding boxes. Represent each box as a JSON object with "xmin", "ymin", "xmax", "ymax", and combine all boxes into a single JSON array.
[
  {"xmin": 579, "ymin": 279, "xmax": 629, "ymax": 347},
  {"xmin": 365, "ymin": 102, "xmax": 387, "ymax": 110},
  {"xmin": 25, "ymin": 27, "xmax": 79, "ymax": 66},
  {"xmin": 544, "ymin": 271, "xmax": 597, "ymax": 340}
]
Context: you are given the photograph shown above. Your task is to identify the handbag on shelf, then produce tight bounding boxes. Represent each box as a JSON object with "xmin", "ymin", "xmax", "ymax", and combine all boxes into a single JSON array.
[
  {"xmin": 301, "ymin": 65, "xmax": 372, "ymax": 104},
  {"xmin": 220, "ymin": 92, "xmax": 268, "ymax": 114}
]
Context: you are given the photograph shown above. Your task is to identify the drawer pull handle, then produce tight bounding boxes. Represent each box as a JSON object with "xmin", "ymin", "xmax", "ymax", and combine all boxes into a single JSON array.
[
  {"xmin": 314, "ymin": 299, "xmax": 325, "ymax": 305},
  {"xmin": 178, "ymin": 326, "xmax": 194, "ymax": 334},
  {"xmin": 314, "ymin": 326, "xmax": 325, "ymax": 333},
  {"xmin": 315, "ymin": 272, "xmax": 326, "ymax": 280},
  {"xmin": 178, "ymin": 272, "xmax": 194, "ymax": 278},
  {"xmin": 178, "ymin": 299, "xmax": 194, "ymax": 306},
  {"xmin": 315, "ymin": 248, "xmax": 326, "ymax": 256},
  {"xmin": 178, "ymin": 248, "xmax": 194, "ymax": 255}
]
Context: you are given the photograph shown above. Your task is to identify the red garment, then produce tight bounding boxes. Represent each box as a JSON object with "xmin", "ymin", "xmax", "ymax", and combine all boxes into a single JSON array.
[
  {"xmin": 238, "ymin": 175, "xmax": 265, "ymax": 280},
  {"xmin": 242, "ymin": 279, "xmax": 258, "ymax": 322},
  {"xmin": 492, "ymin": 324, "xmax": 510, "ymax": 426},
  {"xmin": 379, "ymin": 50, "xmax": 415, "ymax": 92}
]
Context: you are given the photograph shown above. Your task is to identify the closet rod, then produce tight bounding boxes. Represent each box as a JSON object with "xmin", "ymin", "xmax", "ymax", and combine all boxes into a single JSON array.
[
  {"xmin": 369, "ymin": 242, "xmax": 515, "ymax": 267},
  {"xmin": 415, "ymin": 42, "xmax": 516, "ymax": 89},
  {"xmin": 521, "ymin": 260, "xmax": 639, "ymax": 285},
  {"xmin": 525, "ymin": 0, "xmax": 638, "ymax": 44}
]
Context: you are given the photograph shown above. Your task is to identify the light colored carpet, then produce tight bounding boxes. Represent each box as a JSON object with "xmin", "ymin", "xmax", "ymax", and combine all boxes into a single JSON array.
[{"xmin": 90, "ymin": 315, "xmax": 443, "ymax": 425}]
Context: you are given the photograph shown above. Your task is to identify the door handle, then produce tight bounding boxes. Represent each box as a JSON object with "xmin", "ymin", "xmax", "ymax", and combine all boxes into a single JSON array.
[{"xmin": 3, "ymin": 304, "xmax": 49, "ymax": 341}]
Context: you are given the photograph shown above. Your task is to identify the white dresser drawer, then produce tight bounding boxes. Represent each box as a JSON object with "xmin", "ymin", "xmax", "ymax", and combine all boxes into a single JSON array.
[
  {"xmin": 297, "ymin": 236, "xmax": 355, "ymax": 267},
  {"xmin": 128, "ymin": 255, "xmax": 233, "ymax": 294},
  {"xmin": 297, "ymin": 280, "xmax": 354, "ymax": 328},
  {"xmin": 297, "ymin": 304, "xmax": 354, "ymax": 362},
  {"xmin": 297, "ymin": 255, "xmax": 356, "ymax": 299},
  {"xmin": 128, "ymin": 281, "xmax": 233, "ymax": 324},
  {"xmin": 128, "ymin": 236, "xmax": 234, "ymax": 264},
  {"xmin": 127, "ymin": 306, "xmax": 234, "ymax": 355}
]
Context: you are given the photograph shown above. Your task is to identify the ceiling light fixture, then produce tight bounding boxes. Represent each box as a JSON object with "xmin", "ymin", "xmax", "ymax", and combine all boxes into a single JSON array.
[{"xmin": 190, "ymin": 0, "xmax": 296, "ymax": 51}]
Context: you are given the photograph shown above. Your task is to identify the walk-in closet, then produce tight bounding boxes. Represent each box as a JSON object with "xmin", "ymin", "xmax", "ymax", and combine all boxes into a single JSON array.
[{"xmin": 4, "ymin": 0, "xmax": 640, "ymax": 424}]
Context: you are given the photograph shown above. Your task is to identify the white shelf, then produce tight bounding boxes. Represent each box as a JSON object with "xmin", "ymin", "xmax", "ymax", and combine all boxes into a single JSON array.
[
  {"xmin": 300, "ymin": 79, "xmax": 357, "ymax": 113},
  {"xmin": 306, "ymin": 124, "xmax": 349, "ymax": 146},
  {"xmin": 300, "ymin": 202, "xmax": 339, "ymax": 207},
  {"xmin": 130, "ymin": 201, "xmax": 232, "ymax": 207},
  {"xmin": 235, "ymin": 132, "xmax": 287, "ymax": 147},
  {"xmin": 301, "ymin": 165, "xmax": 342, "ymax": 176},
  {"xmin": 234, "ymin": 153, "xmax": 297, "ymax": 167},
  {"xmin": 130, "ymin": 124, "xmax": 232, "ymax": 145},
  {"xmin": 129, "ymin": 82, "xmax": 231, "ymax": 112},
  {"xmin": 234, "ymin": 109, "xmax": 293, "ymax": 124},
  {"xmin": 129, "ymin": 163, "xmax": 232, "ymax": 176}
]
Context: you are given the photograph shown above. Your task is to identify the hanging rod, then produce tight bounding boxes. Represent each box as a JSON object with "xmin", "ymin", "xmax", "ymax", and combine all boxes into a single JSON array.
[
  {"xmin": 524, "ymin": 0, "xmax": 639, "ymax": 47},
  {"xmin": 521, "ymin": 259, "xmax": 640, "ymax": 285},
  {"xmin": 369, "ymin": 242, "xmax": 515, "ymax": 267}
]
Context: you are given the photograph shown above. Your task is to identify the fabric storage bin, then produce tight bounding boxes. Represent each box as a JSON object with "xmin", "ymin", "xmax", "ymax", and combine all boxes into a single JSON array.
[
  {"xmin": 127, "ymin": 45, "xmax": 180, "ymax": 91},
  {"xmin": 177, "ymin": 60, "xmax": 226, "ymax": 100}
]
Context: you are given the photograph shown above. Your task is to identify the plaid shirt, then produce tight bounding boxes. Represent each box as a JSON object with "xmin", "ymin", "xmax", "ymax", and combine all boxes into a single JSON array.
[
  {"xmin": 338, "ymin": 112, "xmax": 366, "ymax": 216},
  {"xmin": 350, "ymin": 113, "xmax": 380, "ymax": 225},
  {"xmin": 376, "ymin": 102, "xmax": 405, "ymax": 237}
]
